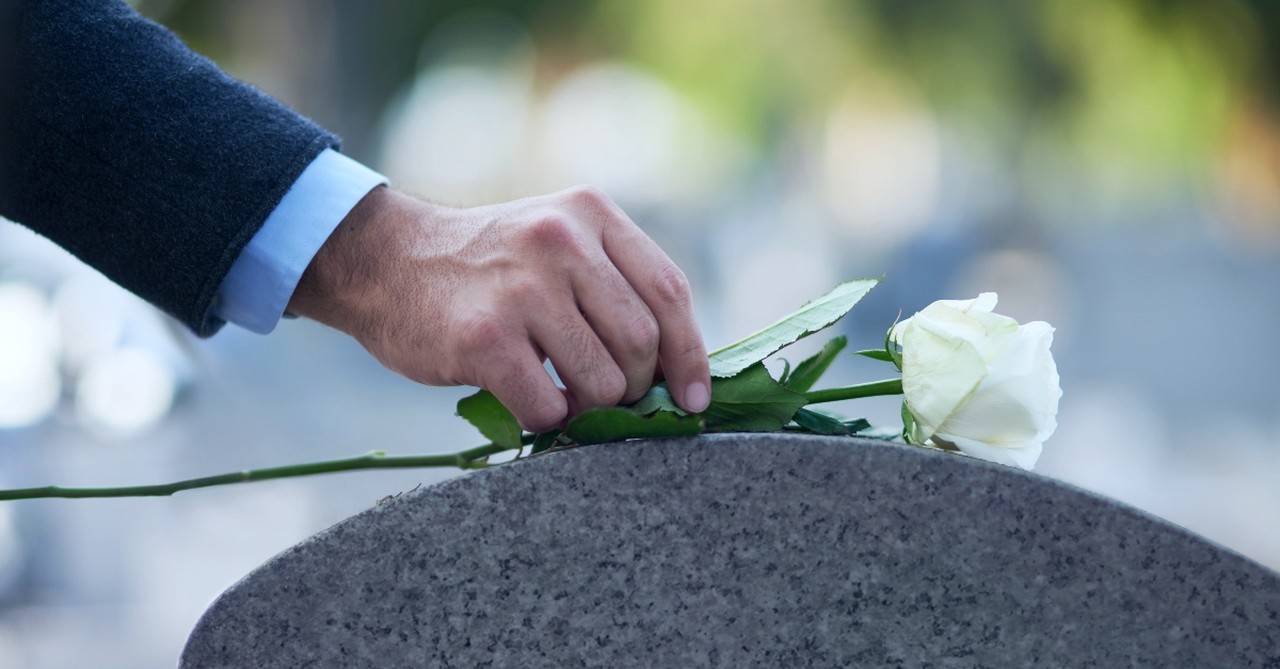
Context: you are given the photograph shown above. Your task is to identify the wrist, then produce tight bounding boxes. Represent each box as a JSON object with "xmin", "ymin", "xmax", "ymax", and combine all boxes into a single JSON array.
[{"xmin": 288, "ymin": 185, "xmax": 404, "ymax": 334}]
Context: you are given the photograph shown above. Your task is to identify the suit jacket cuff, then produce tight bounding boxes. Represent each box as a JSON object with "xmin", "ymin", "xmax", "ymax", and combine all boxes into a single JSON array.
[{"xmin": 209, "ymin": 149, "xmax": 388, "ymax": 334}]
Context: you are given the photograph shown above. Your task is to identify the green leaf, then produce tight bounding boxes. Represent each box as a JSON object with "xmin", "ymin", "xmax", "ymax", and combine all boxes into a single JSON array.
[
  {"xmin": 784, "ymin": 336, "xmax": 847, "ymax": 392},
  {"xmin": 707, "ymin": 278, "xmax": 880, "ymax": 378},
  {"xmin": 703, "ymin": 363, "xmax": 807, "ymax": 432},
  {"xmin": 885, "ymin": 321, "xmax": 903, "ymax": 372},
  {"xmin": 530, "ymin": 429, "xmax": 563, "ymax": 455},
  {"xmin": 628, "ymin": 383, "xmax": 687, "ymax": 416},
  {"xmin": 792, "ymin": 407, "xmax": 851, "ymax": 435},
  {"xmin": 843, "ymin": 418, "xmax": 872, "ymax": 433},
  {"xmin": 778, "ymin": 359, "xmax": 792, "ymax": 385},
  {"xmin": 855, "ymin": 348, "xmax": 894, "ymax": 363},
  {"xmin": 564, "ymin": 408, "xmax": 704, "ymax": 445},
  {"xmin": 456, "ymin": 390, "xmax": 523, "ymax": 449}
]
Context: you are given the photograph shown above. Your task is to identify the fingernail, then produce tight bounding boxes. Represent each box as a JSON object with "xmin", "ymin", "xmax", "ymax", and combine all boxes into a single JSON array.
[{"xmin": 684, "ymin": 382, "xmax": 710, "ymax": 413}]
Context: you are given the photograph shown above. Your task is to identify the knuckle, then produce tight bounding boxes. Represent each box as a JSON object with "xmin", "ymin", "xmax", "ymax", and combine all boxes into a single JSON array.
[
  {"xmin": 454, "ymin": 312, "xmax": 515, "ymax": 358},
  {"xmin": 565, "ymin": 349, "xmax": 627, "ymax": 408},
  {"xmin": 505, "ymin": 273, "xmax": 546, "ymax": 302},
  {"xmin": 622, "ymin": 311, "xmax": 661, "ymax": 359},
  {"xmin": 524, "ymin": 214, "xmax": 577, "ymax": 248},
  {"xmin": 588, "ymin": 368, "xmax": 628, "ymax": 407},
  {"xmin": 651, "ymin": 263, "xmax": 692, "ymax": 307},
  {"xmin": 669, "ymin": 336, "xmax": 709, "ymax": 371},
  {"xmin": 566, "ymin": 184, "xmax": 611, "ymax": 209},
  {"xmin": 683, "ymin": 340, "xmax": 708, "ymax": 360},
  {"xmin": 489, "ymin": 365, "xmax": 565, "ymax": 432}
]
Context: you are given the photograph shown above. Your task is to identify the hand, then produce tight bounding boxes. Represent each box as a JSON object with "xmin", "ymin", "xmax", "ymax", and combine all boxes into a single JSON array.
[{"xmin": 287, "ymin": 185, "xmax": 711, "ymax": 432}]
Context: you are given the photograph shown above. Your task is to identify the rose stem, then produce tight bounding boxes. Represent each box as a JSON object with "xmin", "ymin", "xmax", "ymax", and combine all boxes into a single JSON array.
[
  {"xmin": 804, "ymin": 379, "xmax": 903, "ymax": 405},
  {"xmin": 0, "ymin": 438, "xmax": 530, "ymax": 500}
]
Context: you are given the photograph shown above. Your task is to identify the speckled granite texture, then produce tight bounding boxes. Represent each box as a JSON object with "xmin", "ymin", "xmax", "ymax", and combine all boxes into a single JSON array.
[{"xmin": 182, "ymin": 434, "xmax": 1280, "ymax": 668}]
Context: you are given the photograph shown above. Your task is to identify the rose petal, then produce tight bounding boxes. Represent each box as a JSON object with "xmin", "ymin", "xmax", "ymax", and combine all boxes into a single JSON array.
[
  {"xmin": 898, "ymin": 322, "xmax": 987, "ymax": 442},
  {"xmin": 936, "ymin": 432, "xmax": 1043, "ymax": 470}
]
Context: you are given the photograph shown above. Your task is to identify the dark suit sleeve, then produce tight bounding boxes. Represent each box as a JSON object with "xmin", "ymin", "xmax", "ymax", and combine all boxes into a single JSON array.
[{"xmin": 0, "ymin": 0, "xmax": 340, "ymax": 336}]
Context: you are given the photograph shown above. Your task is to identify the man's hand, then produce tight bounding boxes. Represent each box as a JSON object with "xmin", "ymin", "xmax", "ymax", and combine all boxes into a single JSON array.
[{"xmin": 287, "ymin": 185, "xmax": 711, "ymax": 432}]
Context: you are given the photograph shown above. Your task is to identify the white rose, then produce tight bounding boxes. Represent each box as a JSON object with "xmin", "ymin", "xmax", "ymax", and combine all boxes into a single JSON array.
[{"xmin": 890, "ymin": 293, "xmax": 1061, "ymax": 470}]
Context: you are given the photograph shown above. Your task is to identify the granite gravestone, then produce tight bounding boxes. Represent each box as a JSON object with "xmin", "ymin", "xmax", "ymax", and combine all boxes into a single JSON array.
[{"xmin": 181, "ymin": 434, "xmax": 1280, "ymax": 668}]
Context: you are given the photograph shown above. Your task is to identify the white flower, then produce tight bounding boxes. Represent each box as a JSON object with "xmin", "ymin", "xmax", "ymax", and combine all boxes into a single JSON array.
[{"xmin": 890, "ymin": 293, "xmax": 1061, "ymax": 470}]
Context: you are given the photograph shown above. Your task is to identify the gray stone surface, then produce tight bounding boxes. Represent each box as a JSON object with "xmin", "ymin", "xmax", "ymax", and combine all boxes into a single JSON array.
[{"xmin": 181, "ymin": 434, "xmax": 1280, "ymax": 668}]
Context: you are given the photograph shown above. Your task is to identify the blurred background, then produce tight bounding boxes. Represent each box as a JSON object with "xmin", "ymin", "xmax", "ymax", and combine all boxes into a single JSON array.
[{"xmin": 2, "ymin": 0, "xmax": 1279, "ymax": 665}]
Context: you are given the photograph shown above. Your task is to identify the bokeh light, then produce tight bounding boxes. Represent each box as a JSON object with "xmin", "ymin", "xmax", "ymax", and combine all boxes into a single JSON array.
[
  {"xmin": 74, "ymin": 346, "xmax": 176, "ymax": 438},
  {"xmin": 0, "ymin": 282, "xmax": 61, "ymax": 429},
  {"xmin": 52, "ymin": 271, "xmax": 131, "ymax": 372},
  {"xmin": 822, "ymin": 87, "xmax": 941, "ymax": 250},
  {"xmin": 538, "ymin": 63, "xmax": 729, "ymax": 205},
  {"xmin": 378, "ymin": 10, "xmax": 535, "ymax": 203}
]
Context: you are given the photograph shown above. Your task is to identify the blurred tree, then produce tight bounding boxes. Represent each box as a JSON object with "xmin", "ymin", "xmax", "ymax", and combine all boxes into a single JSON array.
[{"xmin": 141, "ymin": 0, "xmax": 1279, "ymax": 197}]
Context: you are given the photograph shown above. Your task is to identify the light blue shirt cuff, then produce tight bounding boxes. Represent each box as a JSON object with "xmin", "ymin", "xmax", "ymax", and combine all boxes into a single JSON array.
[{"xmin": 211, "ymin": 149, "xmax": 388, "ymax": 334}]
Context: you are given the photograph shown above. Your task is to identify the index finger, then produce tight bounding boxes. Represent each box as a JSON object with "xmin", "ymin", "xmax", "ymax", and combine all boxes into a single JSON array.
[{"xmin": 601, "ymin": 219, "xmax": 710, "ymax": 414}]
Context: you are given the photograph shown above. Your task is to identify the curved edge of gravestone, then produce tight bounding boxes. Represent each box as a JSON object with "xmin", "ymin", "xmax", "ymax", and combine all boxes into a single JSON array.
[{"xmin": 181, "ymin": 433, "xmax": 1280, "ymax": 669}]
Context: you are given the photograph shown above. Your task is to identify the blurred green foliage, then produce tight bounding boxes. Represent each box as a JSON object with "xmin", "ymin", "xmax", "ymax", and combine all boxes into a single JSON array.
[{"xmin": 142, "ymin": 0, "xmax": 1280, "ymax": 177}]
